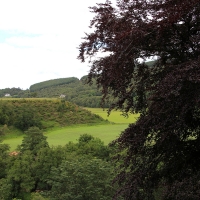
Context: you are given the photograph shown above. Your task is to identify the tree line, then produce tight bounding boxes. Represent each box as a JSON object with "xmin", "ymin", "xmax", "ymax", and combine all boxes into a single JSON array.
[{"xmin": 0, "ymin": 65, "xmax": 152, "ymax": 108}]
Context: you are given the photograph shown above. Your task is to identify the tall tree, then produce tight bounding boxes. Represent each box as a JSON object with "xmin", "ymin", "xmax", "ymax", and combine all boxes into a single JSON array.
[
  {"xmin": 19, "ymin": 127, "xmax": 49, "ymax": 155},
  {"xmin": 78, "ymin": 0, "xmax": 200, "ymax": 199}
]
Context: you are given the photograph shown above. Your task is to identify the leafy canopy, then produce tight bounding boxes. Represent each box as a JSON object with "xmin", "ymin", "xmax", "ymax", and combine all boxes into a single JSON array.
[
  {"xmin": 78, "ymin": 0, "xmax": 200, "ymax": 199},
  {"xmin": 19, "ymin": 127, "xmax": 49, "ymax": 155}
]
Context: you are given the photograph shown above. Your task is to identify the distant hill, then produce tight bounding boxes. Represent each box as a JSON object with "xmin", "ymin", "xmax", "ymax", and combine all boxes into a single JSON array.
[
  {"xmin": 0, "ymin": 76, "xmax": 104, "ymax": 108},
  {"xmin": 30, "ymin": 77, "xmax": 79, "ymax": 92},
  {"xmin": 28, "ymin": 76, "xmax": 104, "ymax": 108},
  {"xmin": 0, "ymin": 60, "xmax": 156, "ymax": 107}
]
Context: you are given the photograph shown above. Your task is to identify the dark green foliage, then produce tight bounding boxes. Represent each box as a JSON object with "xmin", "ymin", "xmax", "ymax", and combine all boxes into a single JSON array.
[
  {"xmin": 19, "ymin": 127, "xmax": 49, "ymax": 154},
  {"xmin": 29, "ymin": 76, "xmax": 105, "ymax": 108},
  {"xmin": 46, "ymin": 157, "xmax": 114, "ymax": 200},
  {"xmin": 0, "ymin": 178, "xmax": 12, "ymax": 200},
  {"xmin": 0, "ymin": 101, "xmax": 14, "ymax": 125},
  {"xmin": 14, "ymin": 105, "xmax": 42, "ymax": 131},
  {"xmin": 76, "ymin": 134, "xmax": 111, "ymax": 160},
  {"xmin": 8, "ymin": 151, "xmax": 36, "ymax": 196},
  {"xmin": 2, "ymin": 133, "xmax": 115, "ymax": 199},
  {"xmin": 78, "ymin": 133, "xmax": 94, "ymax": 144},
  {"xmin": 0, "ymin": 87, "xmax": 27, "ymax": 98},
  {"xmin": 78, "ymin": 0, "xmax": 200, "ymax": 199},
  {"xmin": 0, "ymin": 99, "xmax": 107, "ymax": 132},
  {"xmin": 0, "ymin": 143, "xmax": 10, "ymax": 179},
  {"xmin": 0, "ymin": 126, "xmax": 11, "ymax": 200},
  {"xmin": 7, "ymin": 147, "xmax": 68, "ymax": 199},
  {"xmin": 6, "ymin": 128, "xmax": 55, "ymax": 198},
  {"xmin": 63, "ymin": 134, "xmax": 111, "ymax": 160},
  {"xmin": 30, "ymin": 77, "xmax": 79, "ymax": 92},
  {"xmin": 57, "ymin": 99, "xmax": 67, "ymax": 113},
  {"xmin": 30, "ymin": 92, "xmax": 37, "ymax": 98}
]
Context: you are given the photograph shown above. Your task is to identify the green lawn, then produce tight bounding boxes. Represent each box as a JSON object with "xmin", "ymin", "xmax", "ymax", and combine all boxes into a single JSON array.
[
  {"xmin": 3, "ymin": 108, "xmax": 138, "ymax": 151},
  {"xmin": 47, "ymin": 124, "xmax": 128, "ymax": 147},
  {"xmin": 3, "ymin": 124, "xmax": 129, "ymax": 151},
  {"xmin": 84, "ymin": 107, "xmax": 139, "ymax": 124}
]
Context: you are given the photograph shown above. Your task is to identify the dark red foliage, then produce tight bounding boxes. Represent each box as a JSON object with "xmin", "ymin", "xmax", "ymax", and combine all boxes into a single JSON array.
[{"xmin": 78, "ymin": 0, "xmax": 200, "ymax": 199}]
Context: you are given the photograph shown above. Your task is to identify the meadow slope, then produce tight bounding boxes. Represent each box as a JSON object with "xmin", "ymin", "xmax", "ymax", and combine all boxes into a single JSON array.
[{"xmin": 3, "ymin": 108, "xmax": 139, "ymax": 151}]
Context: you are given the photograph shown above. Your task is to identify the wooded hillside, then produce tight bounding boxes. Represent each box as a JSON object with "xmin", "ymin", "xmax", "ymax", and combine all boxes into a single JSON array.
[
  {"xmin": 0, "ymin": 99, "xmax": 107, "ymax": 132},
  {"xmin": 29, "ymin": 76, "xmax": 105, "ymax": 108},
  {"xmin": 0, "ymin": 61, "xmax": 155, "ymax": 108},
  {"xmin": 30, "ymin": 77, "xmax": 79, "ymax": 91}
]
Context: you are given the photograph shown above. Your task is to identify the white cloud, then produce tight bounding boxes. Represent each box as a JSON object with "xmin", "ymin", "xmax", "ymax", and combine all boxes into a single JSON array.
[
  {"xmin": 0, "ymin": 0, "xmax": 95, "ymax": 34},
  {"xmin": 0, "ymin": 0, "xmax": 108, "ymax": 89},
  {"xmin": 0, "ymin": 42, "xmax": 90, "ymax": 89}
]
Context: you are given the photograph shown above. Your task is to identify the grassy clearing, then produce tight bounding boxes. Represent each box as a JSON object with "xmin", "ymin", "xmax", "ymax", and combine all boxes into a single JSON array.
[
  {"xmin": 3, "ymin": 107, "xmax": 138, "ymax": 151},
  {"xmin": 46, "ymin": 124, "xmax": 128, "ymax": 147},
  {"xmin": 3, "ymin": 124, "xmax": 128, "ymax": 151},
  {"xmin": 84, "ymin": 107, "xmax": 139, "ymax": 124}
]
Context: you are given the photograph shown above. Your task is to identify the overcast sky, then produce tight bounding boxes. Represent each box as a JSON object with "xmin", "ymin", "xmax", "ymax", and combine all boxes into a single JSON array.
[{"xmin": 0, "ymin": 0, "xmax": 108, "ymax": 89}]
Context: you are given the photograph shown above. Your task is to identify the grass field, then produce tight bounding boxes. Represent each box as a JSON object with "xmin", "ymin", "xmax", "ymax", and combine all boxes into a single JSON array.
[
  {"xmin": 47, "ymin": 124, "xmax": 128, "ymax": 146},
  {"xmin": 4, "ymin": 124, "xmax": 129, "ymax": 151},
  {"xmin": 3, "ymin": 108, "xmax": 139, "ymax": 151},
  {"xmin": 84, "ymin": 107, "xmax": 139, "ymax": 124}
]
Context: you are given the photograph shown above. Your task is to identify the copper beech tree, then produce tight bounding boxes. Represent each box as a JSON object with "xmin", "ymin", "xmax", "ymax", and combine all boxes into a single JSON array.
[{"xmin": 78, "ymin": 0, "xmax": 200, "ymax": 199}]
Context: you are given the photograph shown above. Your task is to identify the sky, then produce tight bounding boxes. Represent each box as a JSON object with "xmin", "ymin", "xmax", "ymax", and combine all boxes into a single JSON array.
[{"xmin": 0, "ymin": 0, "xmax": 108, "ymax": 90}]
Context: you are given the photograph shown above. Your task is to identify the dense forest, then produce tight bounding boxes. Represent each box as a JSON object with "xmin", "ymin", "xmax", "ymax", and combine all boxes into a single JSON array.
[
  {"xmin": 0, "ymin": 128, "xmax": 116, "ymax": 200},
  {"xmin": 29, "ymin": 77, "xmax": 79, "ymax": 92},
  {"xmin": 29, "ymin": 76, "xmax": 106, "ymax": 108}
]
